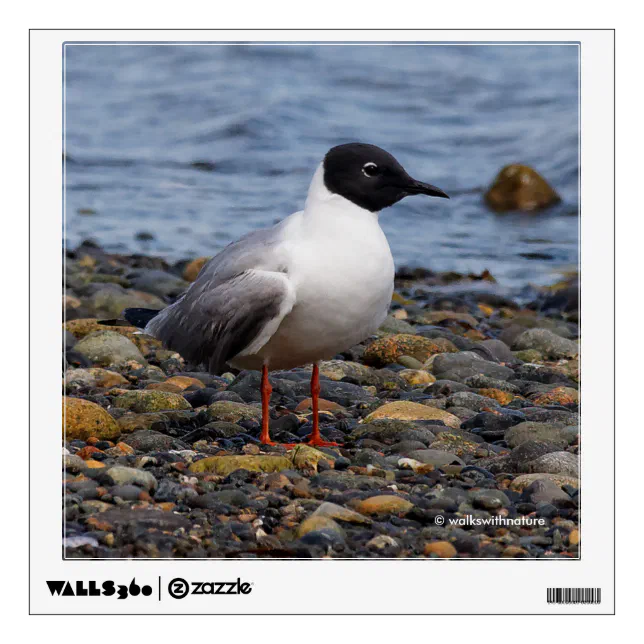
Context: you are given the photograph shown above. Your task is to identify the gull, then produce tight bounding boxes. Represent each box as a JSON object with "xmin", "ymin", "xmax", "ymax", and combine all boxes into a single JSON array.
[{"xmin": 124, "ymin": 143, "xmax": 449, "ymax": 446}]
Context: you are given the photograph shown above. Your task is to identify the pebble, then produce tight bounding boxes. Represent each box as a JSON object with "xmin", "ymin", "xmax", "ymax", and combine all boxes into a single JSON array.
[
  {"xmin": 526, "ymin": 451, "xmax": 579, "ymax": 477},
  {"xmin": 364, "ymin": 401, "xmax": 461, "ymax": 428},
  {"xmin": 189, "ymin": 454, "xmax": 292, "ymax": 475},
  {"xmin": 510, "ymin": 473, "xmax": 579, "ymax": 492},
  {"xmin": 406, "ymin": 449, "xmax": 465, "ymax": 467},
  {"xmin": 424, "ymin": 541, "xmax": 457, "ymax": 558},
  {"xmin": 206, "ymin": 401, "xmax": 262, "ymax": 423},
  {"xmin": 114, "ymin": 390, "xmax": 192, "ymax": 413},
  {"xmin": 105, "ymin": 466, "xmax": 158, "ymax": 492},
  {"xmin": 363, "ymin": 333, "xmax": 457, "ymax": 367},
  {"xmin": 353, "ymin": 495, "xmax": 414, "ymax": 516},
  {"xmin": 431, "ymin": 351, "xmax": 515, "ymax": 382},
  {"xmin": 512, "ymin": 328, "xmax": 579, "ymax": 360},
  {"xmin": 505, "ymin": 422, "xmax": 572, "ymax": 448},
  {"xmin": 74, "ymin": 331, "xmax": 146, "ymax": 366},
  {"xmin": 123, "ymin": 430, "xmax": 179, "ymax": 453},
  {"xmin": 398, "ymin": 369, "xmax": 436, "ymax": 386}
]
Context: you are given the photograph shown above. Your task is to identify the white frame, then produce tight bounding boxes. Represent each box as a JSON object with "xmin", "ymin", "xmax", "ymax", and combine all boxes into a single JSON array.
[{"xmin": 30, "ymin": 29, "xmax": 614, "ymax": 615}]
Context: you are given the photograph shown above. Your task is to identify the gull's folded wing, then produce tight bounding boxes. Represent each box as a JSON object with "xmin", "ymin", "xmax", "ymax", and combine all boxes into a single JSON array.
[{"xmin": 145, "ymin": 269, "xmax": 295, "ymax": 374}]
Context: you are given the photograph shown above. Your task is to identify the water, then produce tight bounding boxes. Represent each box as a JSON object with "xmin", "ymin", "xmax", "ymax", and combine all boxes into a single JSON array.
[{"xmin": 64, "ymin": 43, "xmax": 579, "ymax": 289}]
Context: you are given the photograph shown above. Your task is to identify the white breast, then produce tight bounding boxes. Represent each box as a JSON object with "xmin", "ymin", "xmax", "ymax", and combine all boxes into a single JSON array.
[{"xmin": 239, "ymin": 166, "xmax": 394, "ymax": 371}]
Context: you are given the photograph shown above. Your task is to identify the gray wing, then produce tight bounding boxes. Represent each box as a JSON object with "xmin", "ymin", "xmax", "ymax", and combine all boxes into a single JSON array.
[
  {"xmin": 145, "ymin": 268, "xmax": 295, "ymax": 374},
  {"xmin": 193, "ymin": 220, "xmax": 294, "ymax": 286}
]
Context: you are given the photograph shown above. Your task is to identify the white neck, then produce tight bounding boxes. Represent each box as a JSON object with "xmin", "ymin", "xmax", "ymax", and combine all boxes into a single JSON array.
[{"xmin": 303, "ymin": 163, "xmax": 380, "ymax": 223}]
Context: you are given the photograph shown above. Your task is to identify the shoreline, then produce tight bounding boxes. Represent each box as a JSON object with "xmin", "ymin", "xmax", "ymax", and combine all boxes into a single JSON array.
[{"xmin": 63, "ymin": 244, "xmax": 580, "ymax": 559}]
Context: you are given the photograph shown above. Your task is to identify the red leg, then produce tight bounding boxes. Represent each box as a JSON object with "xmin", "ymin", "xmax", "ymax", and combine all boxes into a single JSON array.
[
  {"xmin": 305, "ymin": 363, "xmax": 340, "ymax": 447},
  {"xmin": 259, "ymin": 365, "xmax": 276, "ymax": 446}
]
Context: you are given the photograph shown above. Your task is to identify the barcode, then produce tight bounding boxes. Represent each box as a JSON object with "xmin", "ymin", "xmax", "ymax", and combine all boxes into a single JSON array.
[{"xmin": 547, "ymin": 588, "xmax": 602, "ymax": 604}]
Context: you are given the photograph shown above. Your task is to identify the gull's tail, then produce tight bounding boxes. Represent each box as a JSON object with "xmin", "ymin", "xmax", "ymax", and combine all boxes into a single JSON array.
[{"xmin": 122, "ymin": 307, "xmax": 161, "ymax": 329}]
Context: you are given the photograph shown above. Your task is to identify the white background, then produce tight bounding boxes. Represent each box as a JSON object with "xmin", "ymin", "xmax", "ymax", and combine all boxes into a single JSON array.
[
  {"xmin": 3, "ymin": 0, "xmax": 635, "ymax": 635},
  {"xmin": 30, "ymin": 28, "xmax": 613, "ymax": 616}
]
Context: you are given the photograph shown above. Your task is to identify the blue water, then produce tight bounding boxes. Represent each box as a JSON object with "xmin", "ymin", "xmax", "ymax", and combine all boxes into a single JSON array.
[{"xmin": 64, "ymin": 43, "xmax": 579, "ymax": 288}]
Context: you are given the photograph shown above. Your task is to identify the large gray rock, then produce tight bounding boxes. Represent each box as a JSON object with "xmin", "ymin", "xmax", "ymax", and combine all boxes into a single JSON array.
[
  {"xmin": 521, "ymin": 408, "xmax": 579, "ymax": 426},
  {"xmin": 523, "ymin": 479, "xmax": 574, "ymax": 506},
  {"xmin": 469, "ymin": 489, "xmax": 511, "ymax": 510},
  {"xmin": 348, "ymin": 420, "xmax": 437, "ymax": 445},
  {"xmin": 407, "ymin": 449, "xmax": 465, "ymax": 466},
  {"xmin": 512, "ymin": 328, "xmax": 579, "ymax": 359},
  {"xmin": 378, "ymin": 315, "xmax": 416, "ymax": 335},
  {"xmin": 464, "ymin": 374, "xmax": 520, "ymax": 393},
  {"xmin": 105, "ymin": 466, "xmax": 158, "ymax": 492},
  {"xmin": 526, "ymin": 451, "xmax": 579, "ymax": 477},
  {"xmin": 227, "ymin": 370, "xmax": 297, "ymax": 403},
  {"xmin": 123, "ymin": 430, "xmax": 179, "ymax": 453},
  {"xmin": 475, "ymin": 339, "xmax": 521, "ymax": 365},
  {"xmin": 127, "ymin": 269, "xmax": 189, "ymax": 299},
  {"xmin": 432, "ymin": 351, "xmax": 514, "ymax": 383},
  {"xmin": 509, "ymin": 440, "xmax": 564, "ymax": 472},
  {"xmin": 74, "ymin": 330, "xmax": 146, "ymax": 366},
  {"xmin": 293, "ymin": 379, "xmax": 378, "ymax": 406},
  {"xmin": 505, "ymin": 422, "xmax": 572, "ymax": 449},
  {"xmin": 446, "ymin": 391, "xmax": 498, "ymax": 412},
  {"xmin": 81, "ymin": 283, "xmax": 165, "ymax": 318}
]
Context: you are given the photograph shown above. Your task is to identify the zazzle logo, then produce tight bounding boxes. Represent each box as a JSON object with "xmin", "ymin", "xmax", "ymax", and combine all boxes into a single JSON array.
[{"xmin": 168, "ymin": 577, "xmax": 253, "ymax": 599}]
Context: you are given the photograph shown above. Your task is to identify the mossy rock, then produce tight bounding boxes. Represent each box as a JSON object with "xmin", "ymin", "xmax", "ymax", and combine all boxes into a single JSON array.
[
  {"xmin": 64, "ymin": 367, "xmax": 129, "ymax": 389},
  {"xmin": 65, "ymin": 319, "xmax": 161, "ymax": 356},
  {"xmin": 476, "ymin": 388, "xmax": 514, "ymax": 405},
  {"xmin": 63, "ymin": 397, "xmax": 120, "ymax": 441},
  {"xmin": 429, "ymin": 432, "xmax": 479, "ymax": 457},
  {"xmin": 74, "ymin": 330, "xmax": 146, "ymax": 366},
  {"xmin": 164, "ymin": 376, "xmax": 205, "ymax": 390},
  {"xmin": 189, "ymin": 455, "xmax": 292, "ymax": 475},
  {"xmin": 289, "ymin": 445, "xmax": 336, "ymax": 472},
  {"xmin": 113, "ymin": 390, "xmax": 191, "ymax": 413},
  {"xmin": 65, "ymin": 318, "xmax": 138, "ymax": 340},
  {"xmin": 363, "ymin": 334, "xmax": 457, "ymax": 367},
  {"xmin": 398, "ymin": 369, "xmax": 436, "ymax": 387},
  {"xmin": 205, "ymin": 401, "xmax": 261, "ymax": 423},
  {"xmin": 531, "ymin": 387, "xmax": 579, "ymax": 406},
  {"xmin": 513, "ymin": 349, "xmax": 543, "ymax": 363},
  {"xmin": 317, "ymin": 360, "xmax": 378, "ymax": 384},
  {"xmin": 485, "ymin": 164, "xmax": 561, "ymax": 212},
  {"xmin": 513, "ymin": 328, "xmax": 579, "ymax": 360},
  {"xmin": 509, "ymin": 473, "xmax": 579, "ymax": 492},
  {"xmin": 417, "ymin": 310, "xmax": 479, "ymax": 328},
  {"xmin": 505, "ymin": 422, "xmax": 571, "ymax": 448},
  {"xmin": 116, "ymin": 412, "xmax": 171, "ymax": 433},
  {"xmin": 296, "ymin": 515, "xmax": 345, "ymax": 539}
]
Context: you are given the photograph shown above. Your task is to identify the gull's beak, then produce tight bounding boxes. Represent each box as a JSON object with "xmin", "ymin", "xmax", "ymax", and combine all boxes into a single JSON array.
[{"xmin": 406, "ymin": 178, "xmax": 450, "ymax": 199}]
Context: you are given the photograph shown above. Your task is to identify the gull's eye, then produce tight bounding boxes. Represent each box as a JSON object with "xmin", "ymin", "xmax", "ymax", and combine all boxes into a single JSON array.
[{"xmin": 362, "ymin": 162, "xmax": 379, "ymax": 178}]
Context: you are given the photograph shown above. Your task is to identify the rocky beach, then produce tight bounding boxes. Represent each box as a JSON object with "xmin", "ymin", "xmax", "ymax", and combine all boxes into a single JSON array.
[{"xmin": 62, "ymin": 240, "xmax": 580, "ymax": 559}]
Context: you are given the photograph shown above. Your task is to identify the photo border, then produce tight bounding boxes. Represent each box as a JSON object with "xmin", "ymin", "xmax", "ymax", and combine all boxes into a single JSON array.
[{"xmin": 30, "ymin": 27, "xmax": 615, "ymax": 616}]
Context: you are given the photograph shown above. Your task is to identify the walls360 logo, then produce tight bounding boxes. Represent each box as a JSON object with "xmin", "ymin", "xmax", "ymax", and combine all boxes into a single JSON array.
[
  {"xmin": 47, "ymin": 579, "xmax": 153, "ymax": 599},
  {"xmin": 168, "ymin": 577, "xmax": 253, "ymax": 599}
]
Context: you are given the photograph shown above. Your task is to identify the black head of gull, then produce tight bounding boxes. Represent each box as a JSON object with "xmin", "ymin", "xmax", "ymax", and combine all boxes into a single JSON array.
[{"xmin": 322, "ymin": 142, "xmax": 449, "ymax": 213}]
